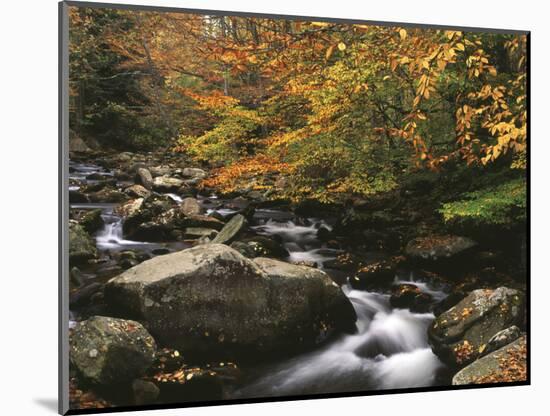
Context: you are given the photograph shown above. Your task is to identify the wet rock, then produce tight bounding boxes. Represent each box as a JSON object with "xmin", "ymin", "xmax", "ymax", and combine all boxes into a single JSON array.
[
  {"xmin": 135, "ymin": 168, "xmax": 153, "ymax": 190},
  {"xmin": 482, "ymin": 325, "xmax": 521, "ymax": 357},
  {"xmin": 152, "ymin": 176, "xmax": 184, "ymax": 193},
  {"xmin": 122, "ymin": 194, "xmax": 176, "ymax": 239},
  {"xmin": 125, "ymin": 184, "xmax": 151, "ymax": 199},
  {"xmin": 405, "ymin": 235, "xmax": 477, "ymax": 264},
  {"xmin": 229, "ymin": 241, "xmax": 257, "ymax": 258},
  {"xmin": 428, "ymin": 287, "xmax": 525, "ymax": 368},
  {"xmin": 390, "ymin": 283, "xmax": 433, "ymax": 313},
  {"xmin": 69, "ymin": 190, "xmax": 89, "ymax": 204},
  {"xmin": 132, "ymin": 379, "xmax": 160, "ymax": 405},
  {"xmin": 452, "ymin": 336, "xmax": 527, "ymax": 385},
  {"xmin": 115, "ymin": 198, "xmax": 144, "ymax": 218},
  {"xmin": 80, "ymin": 209, "xmax": 104, "ymax": 234},
  {"xmin": 105, "ymin": 244, "xmax": 356, "ymax": 360},
  {"xmin": 69, "ymin": 221, "xmax": 97, "ymax": 265},
  {"xmin": 349, "ymin": 256, "xmax": 402, "ymax": 290},
  {"xmin": 180, "ymin": 197, "xmax": 203, "ymax": 216},
  {"xmin": 238, "ymin": 235, "xmax": 290, "ymax": 259},
  {"xmin": 88, "ymin": 188, "xmax": 128, "ymax": 203},
  {"xmin": 211, "ymin": 214, "xmax": 246, "ymax": 244},
  {"xmin": 70, "ymin": 316, "xmax": 156, "ymax": 385},
  {"xmin": 70, "ymin": 282, "xmax": 104, "ymax": 308}
]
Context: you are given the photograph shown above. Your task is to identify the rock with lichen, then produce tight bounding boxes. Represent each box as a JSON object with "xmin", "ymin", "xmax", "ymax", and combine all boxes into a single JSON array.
[
  {"xmin": 428, "ymin": 287, "xmax": 525, "ymax": 368},
  {"xmin": 452, "ymin": 336, "xmax": 527, "ymax": 385},
  {"xmin": 70, "ymin": 316, "xmax": 157, "ymax": 385},
  {"xmin": 105, "ymin": 244, "xmax": 356, "ymax": 360}
]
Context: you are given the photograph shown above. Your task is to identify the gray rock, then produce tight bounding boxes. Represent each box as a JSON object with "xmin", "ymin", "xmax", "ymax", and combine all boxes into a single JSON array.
[
  {"xmin": 149, "ymin": 165, "xmax": 172, "ymax": 177},
  {"xmin": 69, "ymin": 135, "xmax": 92, "ymax": 153},
  {"xmin": 182, "ymin": 167, "xmax": 207, "ymax": 179},
  {"xmin": 184, "ymin": 227, "xmax": 218, "ymax": 239},
  {"xmin": 152, "ymin": 176, "xmax": 184, "ymax": 193},
  {"xmin": 180, "ymin": 197, "xmax": 203, "ymax": 216},
  {"xmin": 429, "ymin": 287, "xmax": 525, "ymax": 367},
  {"xmin": 211, "ymin": 214, "xmax": 246, "ymax": 244},
  {"xmin": 69, "ymin": 221, "xmax": 97, "ymax": 265},
  {"xmin": 452, "ymin": 336, "xmax": 526, "ymax": 385},
  {"xmin": 70, "ymin": 316, "xmax": 156, "ymax": 385},
  {"xmin": 135, "ymin": 168, "xmax": 153, "ymax": 190},
  {"xmin": 177, "ymin": 214, "xmax": 225, "ymax": 231},
  {"xmin": 105, "ymin": 244, "xmax": 356, "ymax": 359},
  {"xmin": 405, "ymin": 235, "xmax": 477, "ymax": 262}
]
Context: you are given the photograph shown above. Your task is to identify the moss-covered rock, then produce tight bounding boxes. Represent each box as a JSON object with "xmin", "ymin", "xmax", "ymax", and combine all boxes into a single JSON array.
[
  {"xmin": 70, "ymin": 316, "xmax": 157, "ymax": 385},
  {"xmin": 69, "ymin": 221, "xmax": 98, "ymax": 265}
]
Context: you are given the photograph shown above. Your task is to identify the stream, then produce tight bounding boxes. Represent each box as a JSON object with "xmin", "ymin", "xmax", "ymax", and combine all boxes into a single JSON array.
[{"xmin": 69, "ymin": 160, "xmax": 449, "ymax": 396}]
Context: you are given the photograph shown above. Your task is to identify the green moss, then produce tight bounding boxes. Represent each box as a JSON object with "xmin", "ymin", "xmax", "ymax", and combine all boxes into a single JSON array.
[{"xmin": 438, "ymin": 178, "xmax": 526, "ymax": 227}]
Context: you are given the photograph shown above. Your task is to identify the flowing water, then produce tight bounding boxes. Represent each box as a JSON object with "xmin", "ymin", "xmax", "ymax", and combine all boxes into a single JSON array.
[{"xmin": 69, "ymin": 160, "xmax": 449, "ymax": 395}]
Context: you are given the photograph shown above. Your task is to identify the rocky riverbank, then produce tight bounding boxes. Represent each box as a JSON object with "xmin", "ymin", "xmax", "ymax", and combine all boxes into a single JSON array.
[{"xmin": 67, "ymin": 149, "xmax": 527, "ymax": 410}]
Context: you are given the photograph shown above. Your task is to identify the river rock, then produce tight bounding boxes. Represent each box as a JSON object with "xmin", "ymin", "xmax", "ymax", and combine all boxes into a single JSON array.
[
  {"xmin": 69, "ymin": 190, "xmax": 89, "ymax": 203},
  {"xmin": 105, "ymin": 244, "xmax": 356, "ymax": 359},
  {"xmin": 405, "ymin": 235, "xmax": 477, "ymax": 263},
  {"xmin": 238, "ymin": 236, "xmax": 289, "ymax": 259},
  {"xmin": 177, "ymin": 214, "xmax": 224, "ymax": 231},
  {"xmin": 152, "ymin": 176, "xmax": 184, "ymax": 193},
  {"xmin": 69, "ymin": 221, "xmax": 97, "ymax": 264},
  {"xmin": 181, "ymin": 167, "xmax": 207, "ymax": 179},
  {"xmin": 80, "ymin": 208, "xmax": 104, "ymax": 234},
  {"xmin": 135, "ymin": 168, "xmax": 153, "ymax": 190},
  {"xmin": 69, "ymin": 134, "xmax": 92, "ymax": 153},
  {"xmin": 88, "ymin": 188, "xmax": 128, "ymax": 203},
  {"xmin": 122, "ymin": 194, "xmax": 176, "ymax": 240},
  {"xmin": 149, "ymin": 165, "xmax": 172, "ymax": 177},
  {"xmin": 349, "ymin": 256, "xmax": 401, "ymax": 290},
  {"xmin": 211, "ymin": 214, "xmax": 246, "ymax": 244},
  {"xmin": 452, "ymin": 336, "xmax": 527, "ymax": 385},
  {"xmin": 184, "ymin": 227, "xmax": 218, "ymax": 239},
  {"xmin": 70, "ymin": 316, "xmax": 157, "ymax": 385},
  {"xmin": 180, "ymin": 197, "xmax": 203, "ymax": 216},
  {"xmin": 390, "ymin": 283, "xmax": 433, "ymax": 313},
  {"xmin": 482, "ymin": 325, "xmax": 521, "ymax": 357},
  {"xmin": 125, "ymin": 184, "xmax": 151, "ymax": 199},
  {"xmin": 428, "ymin": 287, "xmax": 525, "ymax": 367}
]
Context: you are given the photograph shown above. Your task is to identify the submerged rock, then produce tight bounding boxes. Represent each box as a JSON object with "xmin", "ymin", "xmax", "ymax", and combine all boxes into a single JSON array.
[
  {"xmin": 452, "ymin": 336, "xmax": 527, "ymax": 385},
  {"xmin": 70, "ymin": 316, "xmax": 156, "ymax": 385},
  {"xmin": 428, "ymin": 287, "xmax": 525, "ymax": 367},
  {"xmin": 105, "ymin": 244, "xmax": 356, "ymax": 360}
]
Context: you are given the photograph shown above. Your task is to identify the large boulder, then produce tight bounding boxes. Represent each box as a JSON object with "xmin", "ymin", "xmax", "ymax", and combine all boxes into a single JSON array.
[
  {"xmin": 211, "ymin": 214, "xmax": 246, "ymax": 244},
  {"xmin": 69, "ymin": 221, "xmax": 97, "ymax": 265},
  {"xmin": 70, "ymin": 316, "xmax": 157, "ymax": 385},
  {"xmin": 405, "ymin": 235, "xmax": 477, "ymax": 264},
  {"xmin": 105, "ymin": 244, "xmax": 356, "ymax": 360},
  {"xmin": 178, "ymin": 214, "xmax": 224, "ymax": 231},
  {"xmin": 135, "ymin": 168, "xmax": 153, "ymax": 190},
  {"xmin": 428, "ymin": 287, "xmax": 525, "ymax": 367},
  {"xmin": 152, "ymin": 176, "xmax": 184, "ymax": 193},
  {"xmin": 452, "ymin": 336, "xmax": 527, "ymax": 385}
]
